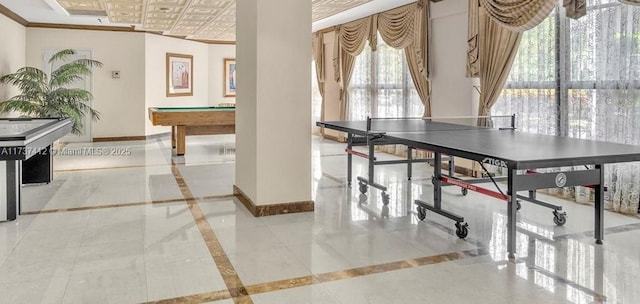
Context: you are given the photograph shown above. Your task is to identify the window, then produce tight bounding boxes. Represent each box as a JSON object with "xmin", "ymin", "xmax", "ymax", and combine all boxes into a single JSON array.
[
  {"xmin": 348, "ymin": 35, "xmax": 424, "ymax": 120},
  {"xmin": 492, "ymin": 1, "xmax": 640, "ymax": 213}
]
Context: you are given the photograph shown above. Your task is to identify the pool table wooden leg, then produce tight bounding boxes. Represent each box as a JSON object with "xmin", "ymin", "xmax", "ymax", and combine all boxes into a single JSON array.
[
  {"xmin": 171, "ymin": 126, "xmax": 176, "ymax": 148},
  {"xmin": 176, "ymin": 125, "xmax": 186, "ymax": 155}
]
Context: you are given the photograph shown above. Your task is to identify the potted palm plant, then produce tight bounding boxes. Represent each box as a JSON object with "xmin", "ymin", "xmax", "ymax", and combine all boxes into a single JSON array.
[{"xmin": 0, "ymin": 49, "xmax": 103, "ymax": 135}]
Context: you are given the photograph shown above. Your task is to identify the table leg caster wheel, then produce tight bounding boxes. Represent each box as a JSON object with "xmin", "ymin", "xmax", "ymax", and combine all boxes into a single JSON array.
[
  {"xmin": 431, "ymin": 176, "xmax": 437, "ymax": 185},
  {"xmin": 417, "ymin": 206, "xmax": 427, "ymax": 221},
  {"xmin": 553, "ymin": 211, "xmax": 567, "ymax": 226},
  {"xmin": 516, "ymin": 201, "xmax": 521, "ymax": 211},
  {"xmin": 358, "ymin": 193, "xmax": 368, "ymax": 202},
  {"xmin": 358, "ymin": 182, "xmax": 368, "ymax": 195},
  {"xmin": 455, "ymin": 222, "xmax": 469, "ymax": 239},
  {"xmin": 461, "ymin": 188, "xmax": 468, "ymax": 196},
  {"xmin": 381, "ymin": 192, "xmax": 390, "ymax": 206}
]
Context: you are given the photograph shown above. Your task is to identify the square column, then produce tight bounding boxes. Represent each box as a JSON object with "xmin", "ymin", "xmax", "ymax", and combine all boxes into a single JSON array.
[{"xmin": 234, "ymin": 0, "xmax": 313, "ymax": 215}]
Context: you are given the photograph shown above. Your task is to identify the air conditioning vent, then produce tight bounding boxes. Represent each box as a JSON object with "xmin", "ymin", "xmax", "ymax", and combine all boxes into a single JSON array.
[{"xmin": 66, "ymin": 9, "xmax": 108, "ymax": 17}]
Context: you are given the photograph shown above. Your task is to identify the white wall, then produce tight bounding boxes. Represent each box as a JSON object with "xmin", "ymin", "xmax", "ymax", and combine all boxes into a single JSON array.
[
  {"xmin": 208, "ymin": 44, "xmax": 236, "ymax": 106},
  {"xmin": 429, "ymin": 1, "xmax": 476, "ymax": 117},
  {"xmin": 26, "ymin": 28, "xmax": 146, "ymax": 138},
  {"xmin": 0, "ymin": 14, "xmax": 26, "ymax": 115},
  {"xmin": 144, "ymin": 34, "xmax": 210, "ymax": 135}
]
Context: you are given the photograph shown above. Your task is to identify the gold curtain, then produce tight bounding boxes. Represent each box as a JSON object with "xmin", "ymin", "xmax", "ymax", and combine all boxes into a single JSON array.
[
  {"xmin": 375, "ymin": 0, "xmax": 430, "ymax": 117},
  {"xmin": 312, "ymin": 32, "xmax": 326, "ymax": 129},
  {"xmin": 477, "ymin": 8, "xmax": 522, "ymax": 117},
  {"xmin": 312, "ymin": 32, "xmax": 325, "ymax": 99},
  {"xmin": 328, "ymin": 1, "xmax": 431, "ymax": 121},
  {"xmin": 332, "ymin": 17, "xmax": 374, "ymax": 120},
  {"xmin": 375, "ymin": 1, "xmax": 431, "ymax": 155},
  {"xmin": 338, "ymin": 49, "xmax": 357, "ymax": 121}
]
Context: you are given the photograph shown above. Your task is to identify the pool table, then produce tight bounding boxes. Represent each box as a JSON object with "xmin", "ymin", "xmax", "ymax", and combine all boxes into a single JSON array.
[
  {"xmin": 148, "ymin": 106, "xmax": 235, "ymax": 155},
  {"xmin": 0, "ymin": 117, "xmax": 73, "ymax": 221}
]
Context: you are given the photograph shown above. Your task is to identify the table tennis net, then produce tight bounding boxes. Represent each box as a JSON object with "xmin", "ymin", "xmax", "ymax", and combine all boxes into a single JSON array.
[{"xmin": 365, "ymin": 115, "xmax": 515, "ymax": 133}]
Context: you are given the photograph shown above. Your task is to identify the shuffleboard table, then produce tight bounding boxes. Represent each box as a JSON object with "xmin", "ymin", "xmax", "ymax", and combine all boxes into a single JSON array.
[
  {"xmin": 148, "ymin": 106, "xmax": 235, "ymax": 155},
  {"xmin": 0, "ymin": 117, "xmax": 73, "ymax": 221}
]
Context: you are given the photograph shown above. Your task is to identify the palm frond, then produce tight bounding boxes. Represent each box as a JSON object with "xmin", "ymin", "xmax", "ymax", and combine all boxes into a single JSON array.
[
  {"xmin": 47, "ymin": 49, "xmax": 76, "ymax": 64},
  {"xmin": 0, "ymin": 67, "xmax": 48, "ymax": 91},
  {"xmin": 0, "ymin": 98, "xmax": 42, "ymax": 117},
  {"xmin": 50, "ymin": 62, "xmax": 92, "ymax": 88},
  {"xmin": 49, "ymin": 88, "xmax": 94, "ymax": 103},
  {"xmin": 72, "ymin": 58, "xmax": 103, "ymax": 69}
]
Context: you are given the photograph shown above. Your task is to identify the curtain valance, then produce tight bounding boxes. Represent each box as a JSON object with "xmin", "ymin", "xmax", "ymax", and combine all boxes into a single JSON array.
[
  {"xmin": 478, "ymin": 0, "xmax": 559, "ymax": 32},
  {"xmin": 467, "ymin": 0, "xmax": 588, "ymax": 77},
  {"xmin": 332, "ymin": 0, "xmax": 427, "ymax": 81},
  {"xmin": 374, "ymin": 3, "xmax": 420, "ymax": 50},
  {"xmin": 325, "ymin": 0, "xmax": 431, "ymax": 118}
]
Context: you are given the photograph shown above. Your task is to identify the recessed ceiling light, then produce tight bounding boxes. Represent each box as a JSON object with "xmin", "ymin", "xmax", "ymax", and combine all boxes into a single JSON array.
[{"xmin": 158, "ymin": 7, "xmax": 170, "ymax": 11}]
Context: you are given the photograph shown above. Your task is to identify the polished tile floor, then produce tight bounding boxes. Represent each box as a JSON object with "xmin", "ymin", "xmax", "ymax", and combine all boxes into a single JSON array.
[{"xmin": 1, "ymin": 134, "xmax": 639, "ymax": 303}]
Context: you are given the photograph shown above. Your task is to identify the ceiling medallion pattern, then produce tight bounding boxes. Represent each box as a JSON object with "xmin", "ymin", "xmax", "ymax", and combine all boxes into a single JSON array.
[{"xmin": 55, "ymin": 0, "xmax": 370, "ymax": 41}]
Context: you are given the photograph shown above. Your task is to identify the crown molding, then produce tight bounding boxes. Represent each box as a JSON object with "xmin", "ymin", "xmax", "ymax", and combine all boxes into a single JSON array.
[
  {"xmin": 0, "ymin": 3, "xmax": 28, "ymax": 26},
  {"xmin": 192, "ymin": 39, "xmax": 236, "ymax": 45},
  {"xmin": 27, "ymin": 22, "xmax": 137, "ymax": 32}
]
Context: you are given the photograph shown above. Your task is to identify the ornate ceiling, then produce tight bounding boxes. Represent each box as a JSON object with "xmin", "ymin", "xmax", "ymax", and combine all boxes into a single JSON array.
[{"xmin": 54, "ymin": 0, "xmax": 371, "ymax": 41}]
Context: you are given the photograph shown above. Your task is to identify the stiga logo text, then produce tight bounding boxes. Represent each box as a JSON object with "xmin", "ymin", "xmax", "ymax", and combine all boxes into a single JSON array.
[{"xmin": 482, "ymin": 157, "xmax": 507, "ymax": 168}]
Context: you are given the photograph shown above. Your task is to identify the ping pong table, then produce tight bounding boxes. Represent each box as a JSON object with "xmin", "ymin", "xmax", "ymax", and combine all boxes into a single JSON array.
[{"xmin": 317, "ymin": 117, "xmax": 640, "ymax": 258}]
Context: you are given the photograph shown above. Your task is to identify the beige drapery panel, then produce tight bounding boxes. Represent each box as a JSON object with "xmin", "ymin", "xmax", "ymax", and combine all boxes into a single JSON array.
[
  {"xmin": 312, "ymin": 32, "xmax": 326, "ymax": 127},
  {"xmin": 333, "ymin": 17, "xmax": 374, "ymax": 120},
  {"xmin": 312, "ymin": 32, "xmax": 325, "ymax": 98},
  {"xmin": 332, "ymin": 0, "xmax": 430, "ymax": 118},
  {"xmin": 477, "ymin": 8, "xmax": 522, "ymax": 118}
]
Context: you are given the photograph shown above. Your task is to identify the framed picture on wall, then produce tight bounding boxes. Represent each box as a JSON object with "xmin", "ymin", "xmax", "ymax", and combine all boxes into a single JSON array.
[
  {"xmin": 166, "ymin": 53, "xmax": 193, "ymax": 97},
  {"xmin": 224, "ymin": 58, "xmax": 236, "ymax": 97}
]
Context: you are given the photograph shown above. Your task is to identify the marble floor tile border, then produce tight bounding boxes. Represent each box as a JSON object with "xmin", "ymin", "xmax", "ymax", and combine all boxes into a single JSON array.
[
  {"xmin": 54, "ymin": 163, "xmax": 168, "ymax": 172},
  {"xmin": 170, "ymin": 162, "xmax": 252, "ymax": 304},
  {"xmin": 20, "ymin": 194, "xmax": 236, "ymax": 215},
  {"xmin": 144, "ymin": 289, "xmax": 232, "ymax": 304},
  {"xmin": 142, "ymin": 248, "xmax": 489, "ymax": 304},
  {"xmin": 53, "ymin": 160, "xmax": 235, "ymax": 173}
]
